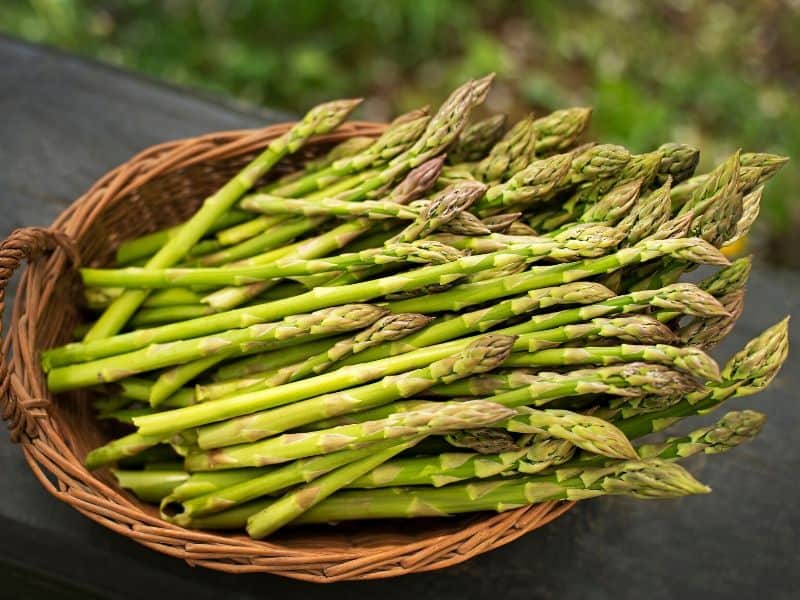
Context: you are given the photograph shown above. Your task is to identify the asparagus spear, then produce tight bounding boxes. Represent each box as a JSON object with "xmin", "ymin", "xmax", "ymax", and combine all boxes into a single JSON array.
[
  {"xmin": 45, "ymin": 233, "xmax": 726, "ymax": 372},
  {"xmin": 351, "ymin": 281, "xmax": 724, "ymax": 367},
  {"xmin": 211, "ymin": 335, "xmax": 352, "ymax": 382},
  {"xmin": 531, "ymin": 107, "xmax": 592, "ymax": 154},
  {"xmin": 188, "ymin": 458, "xmax": 708, "ymax": 529},
  {"xmin": 200, "ymin": 309, "xmax": 675, "ymax": 404},
  {"xmin": 84, "ymin": 98, "xmax": 362, "ymax": 341},
  {"xmin": 636, "ymin": 409, "xmax": 765, "ymax": 460},
  {"xmin": 389, "ymin": 181, "xmax": 487, "ymax": 243},
  {"xmin": 436, "ymin": 210, "xmax": 493, "ymax": 235},
  {"xmin": 187, "ymin": 396, "xmax": 516, "ymax": 470},
  {"xmin": 129, "ymin": 281, "xmax": 724, "ymax": 437},
  {"xmin": 617, "ymin": 318, "xmax": 789, "ymax": 440},
  {"xmin": 448, "ymin": 114, "xmax": 507, "ymax": 163},
  {"xmin": 191, "ymin": 335, "xmax": 515, "ymax": 450},
  {"xmin": 114, "ymin": 210, "xmax": 251, "ymax": 266},
  {"xmin": 726, "ymin": 186, "xmax": 763, "ymax": 245},
  {"xmin": 202, "ymin": 156, "xmax": 445, "ymax": 312},
  {"xmin": 350, "ymin": 434, "xmax": 574, "ymax": 488},
  {"xmin": 671, "ymin": 152, "xmax": 788, "ymax": 208},
  {"xmin": 656, "ymin": 143, "xmax": 700, "ymax": 185},
  {"xmin": 474, "ymin": 152, "xmax": 575, "ymax": 214},
  {"xmin": 193, "ymin": 313, "xmax": 432, "ymax": 403},
  {"xmin": 504, "ymin": 343, "xmax": 720, "ymax": 381},
  {"xmin": 347, "ymin": 409, "xmax": 764, "ymax": 490},
  {"xmin": 385, "ymin": 237, "xmax": 728, "ymax": 315},
  {"xmin": 268, "ymin": 110, "xmax": 431, "ymax": 198},
  {"xmin": 127, "ymin": 282, "xmax": 723, "ymax": 440},
  {"xmin": 616, "ymin": 178, "xmax": 672, "ymax": 246},
  {"xmin": 245, "ymin": 439, "xmax": 421, "ymax": 538},
  {"xmin": 481, "ymin": 212, "xmax": 523, "ymax": 233},
  {"xmin": 284, "ymin": 459, "xmax": 709, "ymax": 525},
  {"xmin": 198, "ymin": 282, "xmax": 612, "ymax": 399},
  {"xmin": 163, "ymin": 437, "xmax": 417, "ymax": 523},
  {"xmin": 473, "ymin": 115, "xmax": 537, "ymax": 182},
  {"xmin": 240, "ymin": 194, "xmax": 420, "ymax": 220},
  {"xmin": 79, "ymin": 240, "xmax": 465, "ymax": 289},
  {"xmin": 48, "ymin": 304, "xmax": 386, "ymax": 392},
  {"xmin": 499, "ymin": 407, "xmax": 636, "ymax": 459}
]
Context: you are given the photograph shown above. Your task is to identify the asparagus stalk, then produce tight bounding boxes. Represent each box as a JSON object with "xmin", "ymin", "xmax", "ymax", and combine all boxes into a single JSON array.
[
  {"xmin": 191, "ymin": 335, "xmax": 516, "ymax": 450},
  {"xmin": 187, "ymin": 396, "xmax": 516, "ymax": 470},
  {"xmin": 240, "ymin": 194, "xmax": 420, "ymax": 220},
  {"xmin": 285, "ymin": 459, "xmax": 709, "ymax": 525},
  {"xmin": 163, "ymin": 437, "xmax": 415, "ymax": 523},
  {"xmin": 636, "ymin": 409, "xmax": 765, "ymax": 460},
  {"xmin": 349, "ymin": 435, "xmax": 575, "ymax": 488},
  {"xmin": 114, "ymin": 210, "xmax": 252, "ymax": 266},
  {"xmin": 503, "ymin": 343, "xmax": 720, "ymax": 381},
  {"xmin": 85, "ymin": 98, "xmax": 362, "ymax": 340},
  {"xmin": 428, "ymin": 223, "xmax": 625, "ymax": 257},
  {"xmin": 79, "ymin": 240, "xmax": 464, "ymax": 289},
  {"xmin": 112, "ymin": 468, "xmax": 190, "ymax": 502},
  {"xmin": 499, "ymin": 407, "xmax": 636, "ymax": 459},
  {"xmin": 194, "ymin": 313, "xmax": 432, "ymax": 403},
  {"xmin": 202, "ymin": 156, "xmax": 445, "ymax": 312},
  {"xmin": 245, "ymin": 438, "xmax": 421, "ymax": 538},
  {"xmin": 616, "ymin": 178, "xmax": 672, "ymax": 246},
  {"xmin": 268, "ymin": 110, "xmax": 431, "ymax": 198},
  {"xmin": 212, "ymin": 336, "xmax": 350, "ymax": 381},
  {"xmin": 45, "ymin": 233, "xmax": 726, "ymax": 372},
  {"xmin": 117, "ymin": 281, "xmax": 722, "ymax": 440},
  {"xmin": 385, "ymin": 237, "xmax": 728, "ymax": 315},
  {"xmin": 350, "ymin": 281, "xmax": 724, "ymax": 367},
  {"xmin": 188, "ymin": 457, "xmax": 708, "ymax": 529},
  {"xmin": 474, "ymin": 152, "xmax": 575, "ymax": 214},
  {"xmin": 48, "ymin": 304, "xmax": 386, "ymax": 392},
  {"xmin": 347, "ymin": 409, "xmax": 764, "ymax": 491},
  {"xmin": 436, "ymin": 210, "xmax": 493, "ymax": 235},
  {"xmin": 389, "ymin": 181, "xmax": 486, "ymax": 243},
  {"xmin": 726, "ymin": 186, "xmax": 763, "ymax": 245}
]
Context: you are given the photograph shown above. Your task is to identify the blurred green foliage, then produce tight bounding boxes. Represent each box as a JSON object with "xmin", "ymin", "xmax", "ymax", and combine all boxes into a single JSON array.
[{"xmin": 1, "ymin": 0, "xmax": 798, "ymax": 263}]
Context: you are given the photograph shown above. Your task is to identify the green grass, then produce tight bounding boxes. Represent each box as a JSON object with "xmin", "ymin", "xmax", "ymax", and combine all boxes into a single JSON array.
[{"xmin": 1, "ymin": 0, "xmax": 797, "ymax": 263}]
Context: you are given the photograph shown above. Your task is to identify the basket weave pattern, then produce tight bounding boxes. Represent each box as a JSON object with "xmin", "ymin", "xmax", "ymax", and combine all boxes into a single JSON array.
[{"xmin": 0, "ymin": 122, "xmax": 572, "ymax": 581}]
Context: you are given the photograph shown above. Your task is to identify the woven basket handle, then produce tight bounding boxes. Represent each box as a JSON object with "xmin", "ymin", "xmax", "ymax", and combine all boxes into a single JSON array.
[{"xmin": 0, "ymin": 227, "xmax": 79, "ymax": 441}]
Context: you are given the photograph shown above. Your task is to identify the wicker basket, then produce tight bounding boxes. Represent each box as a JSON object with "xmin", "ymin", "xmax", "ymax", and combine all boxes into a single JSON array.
[{"xmin": 0, "ymin": 122, "xmax": 573, "ymax": 581}]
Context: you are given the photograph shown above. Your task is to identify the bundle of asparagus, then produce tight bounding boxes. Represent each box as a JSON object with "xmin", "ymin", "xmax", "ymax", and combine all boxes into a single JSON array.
[{"xmin": 44, "ymin": 76, "xmax": 789, "ymax": 540}]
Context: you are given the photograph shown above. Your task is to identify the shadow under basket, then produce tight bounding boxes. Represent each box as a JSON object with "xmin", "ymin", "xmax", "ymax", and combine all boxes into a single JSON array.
[{"xmin": 0, "ymin": 121, "xmax": 573, "ymax": 582}]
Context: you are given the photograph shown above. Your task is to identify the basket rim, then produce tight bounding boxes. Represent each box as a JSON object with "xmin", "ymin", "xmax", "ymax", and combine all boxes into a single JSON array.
[{"xmin": 2, "ymin": 121, "xmax": 573, "ymax": 582}]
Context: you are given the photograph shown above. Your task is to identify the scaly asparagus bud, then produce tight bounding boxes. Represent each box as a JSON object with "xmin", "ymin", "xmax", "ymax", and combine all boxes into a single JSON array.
[
  {"xmin": 617, "ymin": 178, "xmax": 672, "ymax": 246},
  {"xmin": 481, "ymin": 212, "xmax": 523, "ymax": 233},
  {"xmin": 532, "ymin": 107, "xmax": 592, "ymax": 154},
  {"xmin": 566, "ymin": 144, "xmax": 632, "ymax": 186},
  {"xmin": 474, "ymin": 114, "xmax": 537, "ymax": 182},
  {"xmin": 656, "ymin": 143, "xmax": 700, "ymax": 185},
  {"xmin": 391, "ymin": 181, "xmax": 487, "ymax": 242},
  {"xmin": 437, "ymin": 210, "xmax": 492, "ymax": 235},
  {"xmin": 698, "ymin": 257, "xmax": 752, "ymax": 297},
  {"xmin": 677, "ymin": 291, "xmax": 745, "ymax": 350},
  {"xmin": 579, "ymin": 178, "xmax": 642, "ymax": 225},
  {"xmin": 726, "ymin": 186, "xmax": 763, "ymax": 245},
  {"xmin": 679, "ymin": 151, "xmax": 741, "ymax": 216},
  {"xmin": 478, "ymin": 152, "xmax": 575, "ymax": 211},
  {"xmin": 502, "ymin": 407, "xmax": 637, "ymax": 459},
  {"xmin": 448, "ymin": 114, "xmax": 507, "ymax": 163}
]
